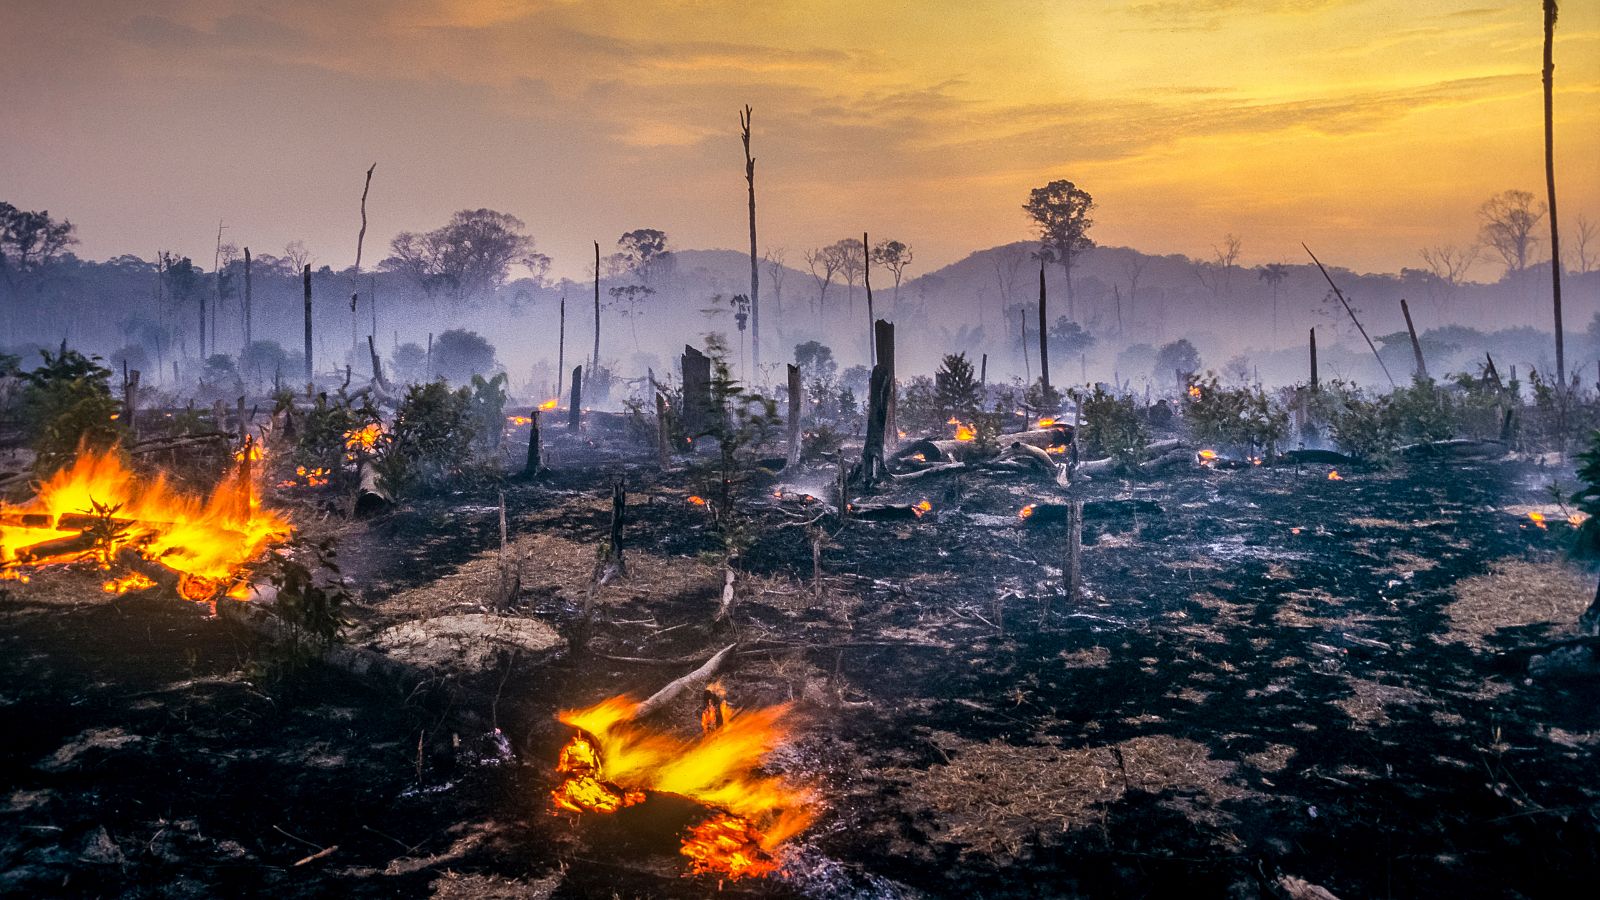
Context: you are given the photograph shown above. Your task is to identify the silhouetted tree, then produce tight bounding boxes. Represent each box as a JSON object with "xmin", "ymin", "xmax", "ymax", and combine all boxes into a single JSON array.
[
  {"xmin": 1023, "ymin": 180, "xmax": 1095, "ymax": 314},
  {"xmin": 1477, "ymin": 190, "xmax": 1545, "ymax": 277},
  {"xmin": 871, "ymin": 239, "xmax": 914, "ymax": 313},
  {"xmin": 432, "ymin": 328, "xmax": 497, "ymax": 383},
  {"xmin": 383, "ymin": 209, "xmax": 537, "ymax": 304}
]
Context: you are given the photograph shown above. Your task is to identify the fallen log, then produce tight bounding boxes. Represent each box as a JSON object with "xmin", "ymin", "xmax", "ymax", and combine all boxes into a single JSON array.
[
  {"xmin": 13, "ymin": 532, "xmax": 97, "ymax": 564},
  {"xmin": 848, "ymin": 502, "xmax": 926, "ymax": 521},
  {"xmin": 1399, "ymin": 438, "xmax": 1507, "ymax": 460},
  {"xmin": 632, "ymin": 643, "xmax": 736, "ymax": 720},
  {"xmin": 354, "ymin": 463, "xmax": 391, "ymax": 517},
  {"xmin": 1021, "ymin": 498, "xmax": 1161, "ymax": 527},
  {"xmin": 893, "ymin": 426, "xmax": 1071, "ymax": 465},
  {"xmin": 886, "ymin": 461, "xmax": 967, "ymax": 483},
  {"xmin": 1275, "ymin": 448, "xmax": 1354, "ymax": 466}
]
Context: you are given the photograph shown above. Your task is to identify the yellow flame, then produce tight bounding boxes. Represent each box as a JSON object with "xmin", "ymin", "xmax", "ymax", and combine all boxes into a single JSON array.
[
  {"xmin": 540, "ymin": 398, "xmax": 560, "ymax": 410},
  {"xmin": 507, "ymin": 415, "xmax": 532, "ymax": 426},
  {"xmin": 343, "ymin": 423, "xmax": 383, "ymax": 453},
  {"xmin": 1528, "ymin": 511, "xmax": 1547, "ymax": 529},
  {"xmin": 1328, "ymin": 470, "xmax": 1343, "ymax": 481},
  {"xmin": 551, "ymin": 693, "xmax": 815, "ymax": 880},
  {"xmin": 1187, "ymin": 385, "xmax": 1202, "ymax": 399},
  {"xmin": 1038, "ymin": 417, "xmax": 1056, "ymax": 427},
  {"xmin": 1, "ymin": 448, "xmax": 291, "ymax": 601},
  {"xmin": 1019, "ymin": 504, "xmax": 1036, "ymax": 519}
]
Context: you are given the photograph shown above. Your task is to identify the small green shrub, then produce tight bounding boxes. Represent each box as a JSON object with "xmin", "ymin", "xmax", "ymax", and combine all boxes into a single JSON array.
[
  {"xmin": 1182, "ymin": 373, "xmax": 1286, "ymax": 457},
  {"xmin": 1072, "ymin": 384, "xmax": 1147, "ymax": 467},
  {"xmin": 20, "ymin": 347, "xmax": 123, "ymax": 472},
  {"xmin": 372, "ymin": 380, "xmax": 477, "ymax": 496}
]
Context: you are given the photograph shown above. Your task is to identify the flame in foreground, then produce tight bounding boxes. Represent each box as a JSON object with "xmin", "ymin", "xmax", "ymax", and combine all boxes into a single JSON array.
[
  {"xmin": 947, "ymin": 417, "xmax": 976, "ymax": 442},
  {"xmin": 1019, "ymin": 504, "xmax": 1036, "ymax": 519},
  {"xmin": 0, "ymin": 448, "xmax": 290, "ymax": 602},
  {"xmin": 551, "ymin": 693, "xmax": 815, "ymax": 880},
  {"xmin": 1327, "ymin": 470, "xmax": 1343, "ymax": 481}
]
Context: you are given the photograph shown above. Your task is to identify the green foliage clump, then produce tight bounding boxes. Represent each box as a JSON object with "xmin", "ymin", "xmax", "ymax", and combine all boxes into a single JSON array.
[
  {"xmin": 1569, "ymin": 430, "xmax": 1600, "ymax": 561},
  {"xmin": 373, "ymin": 381, "xmax": 477, "ymax": 497},
  {"xmin": 20, "ymin": 347, "xmax": 123, "ymax": 472},
  {"xmin": 1321, "ymin": 381, "xmax": 1395, "ymax": 462},
  {"xmin": 1072, "ymin": 384, "xmax": 1147, "ymax": 468},
  {"xmin": 934, "ymin": 352, "xmax": 983, "ymax": 422},
  {"xmin": 467, "ymin": 372, "xmax": 509, "ymax": 449},
  {"xmin": 294, "ymin": 390, "xmax": 367, "ymax": 476},
  {"xmin": 694, "ymin": 334, "xmax": 781, "ymax": 540},
  {"xmin": 1182, "ymin": 373, "xmax": 1286, "ymax": 457}
]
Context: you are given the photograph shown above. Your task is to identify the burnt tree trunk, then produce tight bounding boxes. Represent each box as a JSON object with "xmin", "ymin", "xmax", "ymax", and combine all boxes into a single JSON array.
[
  {"xmin": 874, "ymin": 317, "xmax": 896, "ymax": 450},
  {"xmin": 592, "ymin": 241, "xmax": 601, "ymax": 387},
  {"xmin": 1401, "ymin": 298, "xmax": 1427, "ymax": 379},
  {"xmin": 681, "ymin": 345, "xmax": 712, "ymax": 438},
  {"xmin": 524, "ymin": 410, "xmax": 543, "ymax": 477},
  {"xmin": 367, "ymin": 334, "xmax": 385, "ymax": 388},
  {"xmin": 568, "ymin": 366, "xmax": 583, "ymax": 431},
  {"xmin": 860, "ymin": 363, "xmax": 892, "ymax": 488},
  {"xmin": 741, "ymin": 105, "xmax": 760, "ymax": 374},
  {"xmin": 243, "ymin": 247, "xmax": 252, "ymax": 352},
  {"xmin": 557, "ymin": 296, "xmax": 566, "ymax": 400},
  {"xmin": 1309, "ymin": 327, "xmax": 1319, "ymax": 390},
  {"xmin": 302, "ymin": 264, "xmax": 313, "ymax": 386},
  {"xmin": 654, "ymin": 391, "xmax": 672, "ymax": 466},
  {"xmin": 598, "ymin": 476, "xmax": 626, "ymax": 583},
  {"xmin": 786, "ymin": 363, "xmax": 802, "ymax": 470},
  {"xmin": 1038, "ymin": 259, "xmax": 1050, "ymax": 398},
  {"xmin": 1544, "ymin": 0, "xmax": 1565, "ymax": 387}
]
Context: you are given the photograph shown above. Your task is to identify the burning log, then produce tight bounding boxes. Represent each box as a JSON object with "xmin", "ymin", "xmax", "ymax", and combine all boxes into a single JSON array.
[
  {"xmin": 13, "ymin": 531, "xmax": 98, "ymax": 565},
  {"xmin": 894, "ymin": 426, "xmax": 1070, "ymax": 465},
  {"xmin": 631, "ymin": 643, "xmax": 736, "ymax": 721}
]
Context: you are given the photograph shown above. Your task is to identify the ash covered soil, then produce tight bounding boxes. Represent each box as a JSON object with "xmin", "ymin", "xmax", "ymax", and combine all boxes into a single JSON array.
[{"xmin": 4, "ymin": 453, "xmax": 1600, "ymax": 898}]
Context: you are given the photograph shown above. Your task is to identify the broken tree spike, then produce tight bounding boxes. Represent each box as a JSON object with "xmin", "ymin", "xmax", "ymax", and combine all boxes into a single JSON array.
[
  {"xmin": 1303, "ymin": 243, "xmax": 1395, "ymax": 387},
  {"xmin": 632, "ymin": 643, "xmax": 737, "ymax": 721}
]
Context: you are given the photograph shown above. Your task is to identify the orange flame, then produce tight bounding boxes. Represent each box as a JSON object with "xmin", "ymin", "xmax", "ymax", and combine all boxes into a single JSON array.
[
  {"xmin": 946, "ymin": 417, "xmax": 977, "ymax": 442},
  {"xmin": 687, "ymin": 495, "xmax": 708, "ymax": 507},
  {"xmin": 1037, "ymin": 417, "xmax": 1056, "ymax": 427},
  {"xmin": 343, "ymin": 423, "xmax": 383, "ymax": 454},
  {"xmin": 1019, "ymin": 504, "xmax": 1036, "ymax": 519},
  {"xmin": 1528, "ymin": 511, "xmax": 1547, "ymax": 529},
  {"xmin": 1327, "ymin": 470, "xmax": 1343, "ymax": 481},
  {"xmin": 0, "ymin": 448, "xmax": 291, "ymax": 602},
  {"xmin": 1187, "ymin": 384, "xmax": 1202, "ymax": 399},
  {"xmin": 507, "ymin": 415, "xmax": 533, "ymax": 426},
  {"xmin": 540, "ymin": 398, "xmax": 560, "ymax": 411},
  {"xmin": 914, "ymin": 500, "xmax": 932, "ymax": 514},
  {"xmin": 551, "ymin": 693, "xmax": 815, "ymax": 880}
]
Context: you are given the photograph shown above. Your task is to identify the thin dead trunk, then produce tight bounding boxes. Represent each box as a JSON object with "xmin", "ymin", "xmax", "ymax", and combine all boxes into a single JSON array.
[
  {"xmin": 741, "ymin": 106, "xmax": 760, "ymax": 374},
  {"xmin": 1544, "ymin": 0, "xmax": 1565, "ymax": 387}
]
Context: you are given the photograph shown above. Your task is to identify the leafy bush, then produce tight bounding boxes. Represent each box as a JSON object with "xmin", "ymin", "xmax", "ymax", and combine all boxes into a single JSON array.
[
  {"xmin": 294, "ymin": 390, "xmax": 368, "ymax": 477},
  {"xmin": 1183, "ymin": 373, "xmax": 1286, "ymax": 456},
  {"xmin": 1322, "ymin": 382, "xmax": 1396, "ymax": 462},
  {"xmin": 467, "ymin": 372, "xmax": 509, "ymax": 449},
  {"xmin": 372, "ymin": 381, "xmax": 476, "ymax": 496},
  {"xmin": 934, "ymin": 352, "xmax": 982, "ymax": 422},
  {"xmin": 1072, "ymin": 384, "xmax": 1147, "ymax": 467},
  {"xmin": 431, "ymin": 329, "xmax": 495, "ymax": 383},
  {"xmin": 20, "ymin": 347, "xmax": 122, "ymax": 472}
]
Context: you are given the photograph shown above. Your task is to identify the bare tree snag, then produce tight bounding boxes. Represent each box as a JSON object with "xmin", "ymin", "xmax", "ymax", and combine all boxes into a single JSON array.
[
  {"xmin": 980, "ymin": 353, "xmax": 988, "ymax": 391},
  {"xmin": 681, "ymin": 345, "xmax": 712, "ymax": 437},
  {"xmin": 1544, "ymin": 0, "xmax": 1565, "ymax": 386},
  {"xmin": 569, "ymin": 366, "xmax": 583, "ymax": 432},
  {"xmin": 524, "ymin": 410, "xmax": 543, "ymax": 477},
  {"xmin": 302, "ymin": 264, "xmax": 313, "ymax": 387},
  {"xmin": 859, "ymin": 321, "xmax": 894, "ymax": 489},
  {"xmin": 557, "ymin": 295, "xmax": 566, "ymax": 400},
  {"xmin": 1309, "ymin": 327, "xmax": 1319, "ymax": 390},
  {"xmin": 865, "ymin": 231, "xmax": 876, "ymax": 366},
  {"xmin": 632, "ymin": 644, "xmax": 736, "ymax": 721},
  {"xmin": 1038, "ymin": 258, "xmax": 1051, "ymax": 397},
  {"xmin": 1400, "ymin": 298, "xmax": 1427, "ymax": 378},
  {"xmin": 592, "ymin": 241, "xmax": 601, "ymax": 385},
  {"xmin": 367, "ymin": 334, "xmax": 385, "ymax": 388},
  {"xmin": 874, "ymin": 316, "xmax": 896, "ymax": 449},
  {"xmin": 243, "ymin": 247, "xmax": 252, "ymax": 351},
  {"xmin": 596, "ymin": 476, "xmax": 626, "ymax": 584},
  {"xmin": 1304, "ymin": 244, "xmax": 1395, "ymax": 387},
  {"xmin": 786, "ymin": 363, "xmax": 802, "ymax": 470},
  {"xmin": 741, "ymin": 105, "xmax": 760, "ymax": 373},
  {"xmin": 121, "ymin": 363, "xmax": 140, "ymax": 440},
  {"xmin": 654, "ymin": 391, "xmax": 671, "ymax": 467}
]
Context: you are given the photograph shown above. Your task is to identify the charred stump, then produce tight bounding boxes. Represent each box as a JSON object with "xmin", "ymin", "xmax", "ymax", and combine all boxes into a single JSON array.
[
  {"xmin": 681, "ymin": 345, "xmax": 712, "ymax": 439},
  {"xmin": 786, "ymin": 363, "xmax": 802, "ymax": 470},
  {"xmin": 569, "ymin": 366, "xmax": 583, "ymax": 432},
  {"xmin": 523, "ymin": 410, "xmax": 544, "ymax": 477},
  {"xmin": 596, "ymin": 476, "xmax": 626, "ymax": 584}
]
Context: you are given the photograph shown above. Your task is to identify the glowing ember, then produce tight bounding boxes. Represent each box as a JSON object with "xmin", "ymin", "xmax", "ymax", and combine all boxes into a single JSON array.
[
  {"xmin": 0, "ymin": 448, "xmax": 291, "ymax": 603},
  {"xmin": 687, "ymin": 495, "xmax": 708, "ymax": 506},
  {"xmin": 1038, "ymin": 417, "xmax": 1057, "ymax": 427},
  {"xmin": 914, "ymin": 500, "xmax": 932, "ymax": 513},
  {"xmin": 1198, "ymin": 449, "xmax": 1218, "ymax": 464},
  {"xmin": 550, "ymin": 693, "xmax": 815, "ymax": 880},
  {"xmin": 1047, "ymin": 445, "xmax": 1066, "ymax": 455},
  {"xmin": 1328, "ymin": 470, "xmax": 1343, "ymax": 481},
  {"xmin": 1020, "ymin": 504, "xmax": 1036, "ymax": 519},
  {"xmin": 507, "ymin": 415, "xmax": 532, "ymax": 426},
  {"xmin": 1187, "ymin": 384, "xmax": 1202, "ymax": 399},
  {"xmin": 540, "ymin": 398, "xmax": 560, "ymax": 410},
  {"xmin": 343, "ymin": 422, "xmax": 384, "ymax": 454},
  {"xmin": 1528, "ymin": 511, "xmax": 1547, "ymax": 529},
  {"xmin": 278, "ymin": 465, "xmax": 331, "ymax": 488}
]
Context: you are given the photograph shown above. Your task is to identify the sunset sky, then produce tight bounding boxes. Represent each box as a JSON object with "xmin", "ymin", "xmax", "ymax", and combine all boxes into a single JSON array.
[{"xmin": 3, "ymin": 0, "xmax": 1597, "ymax": 281}]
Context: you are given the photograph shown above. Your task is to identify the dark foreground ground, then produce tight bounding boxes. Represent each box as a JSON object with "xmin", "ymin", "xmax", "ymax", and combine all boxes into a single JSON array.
[{"xmin": 3, "ymin": 453, "xmax": 1599, "ymax": 898}]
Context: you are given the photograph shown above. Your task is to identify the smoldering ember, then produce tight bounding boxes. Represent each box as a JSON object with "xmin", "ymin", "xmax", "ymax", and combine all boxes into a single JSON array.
[{"xmin": 3, "ymin": 4, "xmax": 1600, "ymax": 899}]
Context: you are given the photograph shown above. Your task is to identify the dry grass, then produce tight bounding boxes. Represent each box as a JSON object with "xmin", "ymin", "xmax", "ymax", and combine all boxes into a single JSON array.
[
  {"xmin": 1443, "ymin": 559, "xmax": 1591, "ymax": 650},
  {"xmin": 1335, "ymin": 677, "xmax": 1427, "ymax": 728},
  {"xmin": 887, "ymin": 732, "xmax": 1246, "ymax": 861}
]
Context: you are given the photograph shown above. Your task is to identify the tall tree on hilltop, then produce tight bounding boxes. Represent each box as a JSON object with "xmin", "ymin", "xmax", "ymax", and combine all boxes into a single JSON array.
[{"xmin": 1023, "ymin": 179, "xmax": 1095, "ymax": 317}]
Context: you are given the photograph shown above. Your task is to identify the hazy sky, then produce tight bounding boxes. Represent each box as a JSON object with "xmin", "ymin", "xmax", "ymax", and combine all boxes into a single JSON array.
[{"xmin": 2, "ymin": 0, "xmax": 1597, "ymax": 281}]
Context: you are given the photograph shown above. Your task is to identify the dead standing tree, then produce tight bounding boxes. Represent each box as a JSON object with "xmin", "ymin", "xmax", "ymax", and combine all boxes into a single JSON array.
[
  {"xmin": 302, "ymin": 264, "xmax": 313, "ymax": 386},
  {"xmin": 740, "ymin": 105, "xmax": 761, "ymax": 374},
  {"xmin": 858, "ymin": 320, "xmax": 894, "ymax": 489},
  {"xmin": 1543, "ymin": 0, "xmax": 1566, "ymax": 387},
  {"xmin": 1304, "ymin": 244, "xmax": 1395, "ymax": 388}
]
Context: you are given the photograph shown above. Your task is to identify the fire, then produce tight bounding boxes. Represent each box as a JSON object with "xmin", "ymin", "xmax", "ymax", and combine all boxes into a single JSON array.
[
  {"xmin": 540, "ymin": 398, "xmax": 560, "ymax": 410},
  {"xmin": 914, "ymin": 500, "xmax": 932, "ymax": 514},
  {"xmin": 0, "ymin": 447, "xmax": 291, "ymax": 604},
  {"xmin": 343, "ymin": 422, "xmax": 383, "ymax": 454},
  {"xmin": 1187, "ymin": 384, "xmax": 1203, "ymax": 399},
  {"xmin": 278, "ymin": 465, "xmax": 331, "ymax": 488},
  {"xmin": 1020, "ymin": 504, "xmax": 1036, "ymax": 519},
  {"xmin": 1528, "ymin": 511, "xmax": 1547, "ymax": 529},
  {"xmin": 507, "ymin": 415, "xmax": 532, "ymax": 426},
  {"xmin": 1569, "ymin": 512, "xmax": 1587, "ymax": 527},
  {"xmin": 1038, "ymin": 417, "xmax": 1056, "ymax": 427},
  {"xmin": 687, "ymin": 495, "xmax": 708, "ymax": 507},
  {"xmin": 947, "ymin": 417, "xmax": 976, "ymax": 442},
  {"xmin": 550, "ymin": 692, "xmax": 815, "ymax": 880},
  {"xmin": 1198, "ymin": 449, "xmax": 1218, "ymax": 465},
  {"xmin": 1327, "ymin": 470, "xmax": 1343, "ymax": 481}
]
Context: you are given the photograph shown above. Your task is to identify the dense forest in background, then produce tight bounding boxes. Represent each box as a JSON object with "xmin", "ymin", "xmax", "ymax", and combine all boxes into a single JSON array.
[{"xmin": 3, "ymin": 199, "xmax": 1597, "ymax": 406}]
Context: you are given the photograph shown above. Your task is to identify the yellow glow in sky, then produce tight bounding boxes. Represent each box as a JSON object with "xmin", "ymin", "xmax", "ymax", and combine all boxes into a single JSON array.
[{"xmin": 0, "ymin": 0, "xmax": 1595, "ymax": 277}]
